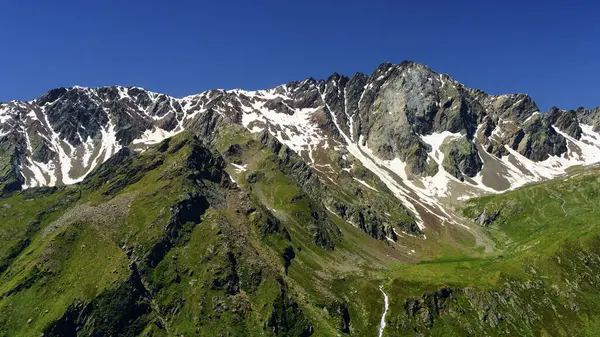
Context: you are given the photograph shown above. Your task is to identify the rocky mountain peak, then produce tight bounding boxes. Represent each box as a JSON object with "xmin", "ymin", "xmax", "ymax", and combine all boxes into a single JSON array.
[{"xmin": 37, "ymin": 87, "xmax": 69, "ymax": 105}]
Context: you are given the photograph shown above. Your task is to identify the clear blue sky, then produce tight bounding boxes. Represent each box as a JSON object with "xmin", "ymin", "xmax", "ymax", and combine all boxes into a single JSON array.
[{"xmin": 1, "ymin": 0, "xmax": 598, "ymax": 111}]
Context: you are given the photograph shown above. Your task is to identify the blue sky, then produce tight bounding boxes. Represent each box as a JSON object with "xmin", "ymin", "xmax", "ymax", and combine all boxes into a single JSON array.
[{"xmin": 1, "ymin": 0, "xmax": 598, "ymax": 111}]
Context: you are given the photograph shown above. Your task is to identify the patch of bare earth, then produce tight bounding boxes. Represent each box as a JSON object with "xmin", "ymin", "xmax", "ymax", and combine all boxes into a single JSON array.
[{"xmin": 42, "ymin": 192, "xmax": 138, "ymax": 239}]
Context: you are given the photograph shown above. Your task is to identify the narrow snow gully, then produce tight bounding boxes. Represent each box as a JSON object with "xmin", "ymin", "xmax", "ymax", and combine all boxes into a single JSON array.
[{"xmin": 378, "ymin": 285, "xmax": 389, "ymax": 337}]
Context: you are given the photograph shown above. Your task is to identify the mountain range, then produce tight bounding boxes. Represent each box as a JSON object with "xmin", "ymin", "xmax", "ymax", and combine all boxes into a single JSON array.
[
  {"xmin": 3, "ymin": 61, "xmax": 600, "ymax": 229},
  {"xmin": 2, "ymin": 62, "xmax": 600, "ymax": 336}
]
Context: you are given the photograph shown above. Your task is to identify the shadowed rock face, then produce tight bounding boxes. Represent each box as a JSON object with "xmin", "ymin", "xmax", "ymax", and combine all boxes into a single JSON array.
[
  {"xmin": 43, "ymin": 265, "xmax": 152, "ymax": 337},
  {"xmin": 516, "ymin": 116, "xmax": 567, "ymax": 161},
  {"xmin": 576, "ymin": 106, "xmax": 600, "ymax": 131},
  {"xmin": 546, "ymin": 108, "xmax": 582, "ymax": 139},
  {"xmin": 0, "ymin": 134, "xmax": 26, "ymax": 195}
]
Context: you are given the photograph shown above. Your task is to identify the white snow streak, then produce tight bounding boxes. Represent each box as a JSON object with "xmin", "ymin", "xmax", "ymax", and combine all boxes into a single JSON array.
[
  {"xmin": 231, "ymin": 163, "xmax": 247, "ymax": 173},
  {"xmin": 353, "ymin": 178, "xmax": 378, "ymax": 191},
  {"xmin": 378, "ymin": 286, "xmax": 389, "ymax": 337}
]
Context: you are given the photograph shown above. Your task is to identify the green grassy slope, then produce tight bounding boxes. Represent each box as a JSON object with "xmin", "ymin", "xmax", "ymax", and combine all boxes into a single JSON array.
[
  {"xmin": 4, "ymin": 126, "xmax": 600, "ymax": 336},
  {"xmin": 378, "ymin": 166, "xmax": 600, "ymax": 336}
]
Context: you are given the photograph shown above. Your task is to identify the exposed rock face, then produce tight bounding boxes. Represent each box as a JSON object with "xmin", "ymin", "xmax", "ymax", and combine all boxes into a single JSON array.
[
  {"xmin": 441, "ymin": 136, "xmax": 483, "ymax": 180},
  {"xmin": 576, "ymin": 106, "xmax": 600, "ymax": 131},
  {"xmin": 516, "ymin": 115, "xmax": 567, "ymax": 161},
  {"xmin": 546, "ymin": 107, "xmax": 582, "ymax": 139},
  {"xmin": 474, "ymin": 208, "xmax": 500, "ymax": 226}
]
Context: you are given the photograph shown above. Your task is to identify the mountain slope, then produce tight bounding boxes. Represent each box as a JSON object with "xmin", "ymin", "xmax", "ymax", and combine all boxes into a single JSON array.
[
  {"xmin": 0, "ymin": 133, "xmax": 344, "ymax": 335},
  {"xmin": 3, "ymin": 62, "xmax": 600, "ymax": 336},
  {"xmin": 1, "ymin": 130, "xmax": 446, "ymax": 336},
  {"xmin": 4, "ymin": 122, "xmax": 600, "ymax": 336},
  {"xmin": 379, "ymin": 164, "xmax": 600, "ymax": 336}
]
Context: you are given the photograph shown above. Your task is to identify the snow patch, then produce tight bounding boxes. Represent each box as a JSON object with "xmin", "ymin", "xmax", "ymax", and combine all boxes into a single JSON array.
[
  {"xmin": 133, "ymin": 127, "xmax": 180, "ymax": 145},
  {"xmin": 420, "ymin": 131, "xmax": 463, "ymax": 197},
  {"xmin": 353, "ymin": 178, "xmax": 378, "ymax": 191},
  {"xmin": 231, "ymin": 163, "xmax": 247, "ymax": 173},
  {"xmin": 0, "ymin": 105, "xmax": 15, "ymax": 124},
  {"xmin": 239, "ymin": 95, "xmax": 324, "ymax": 163}
]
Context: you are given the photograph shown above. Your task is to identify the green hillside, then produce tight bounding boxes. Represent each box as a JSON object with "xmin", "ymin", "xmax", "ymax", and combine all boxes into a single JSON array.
[{"xmin": 2, "ymin": 129, "xmax": 600, "ymax": 336}]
